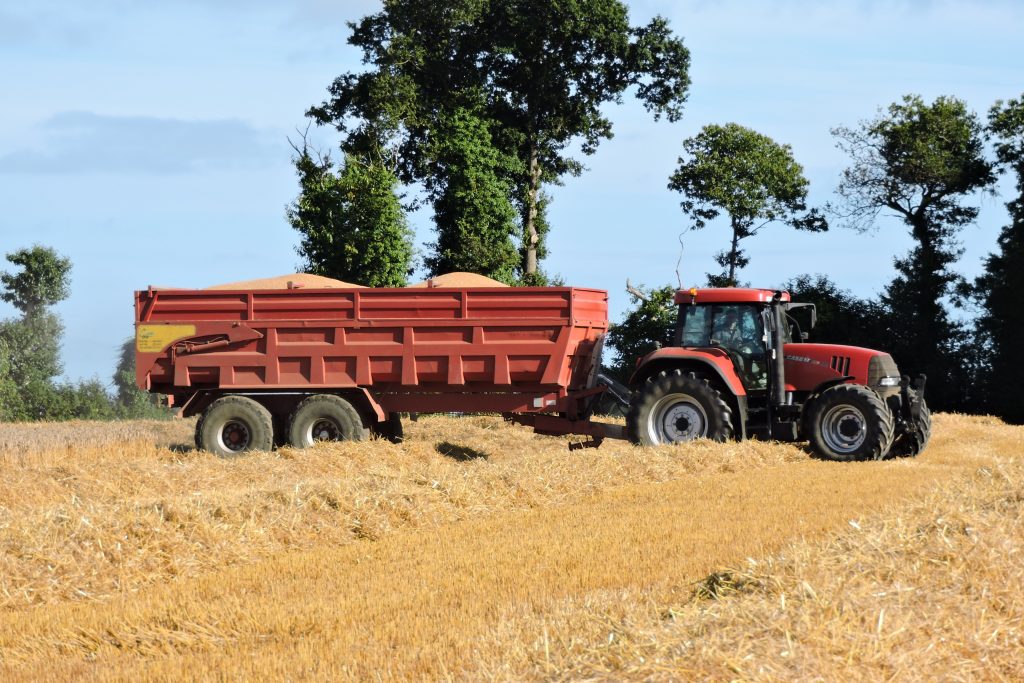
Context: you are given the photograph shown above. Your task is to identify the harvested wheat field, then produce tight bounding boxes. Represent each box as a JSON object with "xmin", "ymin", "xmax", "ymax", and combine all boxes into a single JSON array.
[{"xmin": 0, "ymin": 413, "xmax": 1020, "ymax": 680}]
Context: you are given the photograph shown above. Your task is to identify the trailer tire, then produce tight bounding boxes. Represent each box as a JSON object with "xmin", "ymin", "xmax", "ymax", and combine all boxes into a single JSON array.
[
  {"xmin": 287, "ymin": 394, "xmax": 369, "ymax": 448},
  {"xmin": 628, "ymin": 369, "xmax": 734, "ymax": 446},
  {"xmin": 806, "ymin": 384, "xmax": 894, "ymax": 461},
  {"xmin": 196, "ymin": 395, "xmax": 275, "ymax": 457}
]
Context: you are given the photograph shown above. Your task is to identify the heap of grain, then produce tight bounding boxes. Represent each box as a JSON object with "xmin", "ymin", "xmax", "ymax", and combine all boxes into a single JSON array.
[
  {"xmin": 206, "ymin": 273, "xmax": 365, "ymax": 290},
  {"xmin": 408, "ymin": 272, "xmax": 509, "ymax": 288},
  {"xmin": 205, "ymin": 271, "xmax": 508, "ymax": 290}
]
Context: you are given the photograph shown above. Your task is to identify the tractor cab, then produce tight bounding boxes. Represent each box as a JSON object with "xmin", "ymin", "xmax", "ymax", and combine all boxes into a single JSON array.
[
  {"xmin": 674, "ymin": 287, "xmax": 816, "ymax": 394},
  {"xmin": 677, "ymin": 295, "xmax": 771, "ymax": 391},
  {"xmin": 672, "ymin": 288, "xmax": 795, "ymax": 438}
]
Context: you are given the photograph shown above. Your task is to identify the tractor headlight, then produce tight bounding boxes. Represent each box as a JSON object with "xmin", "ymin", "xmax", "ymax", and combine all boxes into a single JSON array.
[{"xmin": 879, "ymin": 376, "xmax": 900, "ymax": 387}]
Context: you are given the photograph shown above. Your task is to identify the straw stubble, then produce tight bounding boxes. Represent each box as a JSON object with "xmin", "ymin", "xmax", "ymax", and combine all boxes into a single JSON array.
[{"xmin": 0, "ymin": 413, "xmax": 1019, "ymax": 680}]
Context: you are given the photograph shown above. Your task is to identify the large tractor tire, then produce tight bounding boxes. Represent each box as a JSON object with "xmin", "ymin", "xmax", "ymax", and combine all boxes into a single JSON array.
[
  {"xmin": 196, "ymin": 395, "xmax": 275, "ymax": 457},
  {"xmin": 890, "ymin": 392, "xmax": 932, "ymax": 457},
  {"xmin": 287, "ymin": 394, "xmax": 369, "ymax": 448},
  {"xmin": 628, "ymin": 369, "xmax": 734, "ymax": 446},
  {"xmin": 805, "ymin": 384, "xmax": 894, "ymax": 461}
]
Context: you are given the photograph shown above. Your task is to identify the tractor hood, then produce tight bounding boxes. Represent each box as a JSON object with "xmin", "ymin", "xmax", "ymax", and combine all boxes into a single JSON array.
[{"xmin": 783, "ymin": 343, "xmax": 900, "ymax": 394}]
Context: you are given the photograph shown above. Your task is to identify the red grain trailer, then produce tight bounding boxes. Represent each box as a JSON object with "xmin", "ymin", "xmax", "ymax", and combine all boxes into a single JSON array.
[{"xmin": 135, "ymin": 285, "xmax": 619, "ymax": 455}]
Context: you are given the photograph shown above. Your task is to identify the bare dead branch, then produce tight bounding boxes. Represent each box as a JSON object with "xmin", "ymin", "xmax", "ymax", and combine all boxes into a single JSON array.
[{"xmin": 625, "ymin": 279, "xmax": 648, "ymax": 302}]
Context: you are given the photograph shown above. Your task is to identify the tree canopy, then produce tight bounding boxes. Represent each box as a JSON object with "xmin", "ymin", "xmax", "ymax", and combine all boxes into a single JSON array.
[
  {"xmin": 668, "ymin": 123, "xmax": 826, "ymax": 287},
  {"xmin": 0, "ymin": 245, "xmax": 72, "ymax": 317},
  {"xmin": 423, "ymin": 109, "xmax": 520, "ymax": 284},
  {"xmin": 831, "ymin": 95, "xmax": 996, "ymax": 410},
  {"xmin": 0, "ymin": 246, "xmax": 71, "ymax": 420},
  {"xmin": 287, "ymin": 145, "xmax": 414, "ymax": 287},
  {"xmin": 308, "ymin": 0, "xmax": 691, "ymax": 281},
  {"xmin": 975, "ymin": 94, "xmax": 1024, "ymax": 421}
]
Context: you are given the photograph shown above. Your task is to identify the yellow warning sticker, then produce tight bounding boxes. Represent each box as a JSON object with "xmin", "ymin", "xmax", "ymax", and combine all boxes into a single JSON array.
[{"xmin": 136, "ymin": 324, "xmax": 196, "ymax": 353}]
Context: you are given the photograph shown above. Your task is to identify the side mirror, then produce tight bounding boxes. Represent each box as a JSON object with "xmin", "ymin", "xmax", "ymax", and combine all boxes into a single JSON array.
[{"xmin": 801, "ymin": 332, "xmax": 810, "ymax": 341}]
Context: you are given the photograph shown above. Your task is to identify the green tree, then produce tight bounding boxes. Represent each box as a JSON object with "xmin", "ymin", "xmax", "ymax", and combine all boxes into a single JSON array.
[
  {"xmin": 424, "ymin": 109, "xmax": 520, "ymax": 283},
  {"xmin": 0, "ymin": 247, "xmax": 121, "ymax": 421},
  {"xmin": 0, "ymin": 245, "xmax": 72, "ymax": 317},
  {"xmin": 831, "ymin": 95, "xmax": 996, "ymax": 410},
  {"xmin": 0, "ymin": 313, "xmax": 64, "ymax": 391},
  {"xmin": 975, "ymin": 94, "xmax": 1024, "ymax": 422},
  {"xmin": 0, "ymin": 335, "xmax": 20, "ymax": 419},
  {"xmin": 605, "ymin": 283, "xmax": 678, "ymax": 382},
  {"xmin": 112, "ymin": 337, "xmax": 168, "ymax": 418},
  {"xmin": 53, "ymin": 378, "xmax": 116, "ymax": 421},
  {"xmin": 783, "ymin": 275, "xmax": 888, "ymax": 349},
  {"xmin": 309, "ymin": 0, "xmax": 691, "ymax": 280},
  {"xmin": 287, "ymin": 144, "xmax": 414, "ymax": 287},
  {"xmin": 0, "ymin": 246, "xmax": 72, "ymax": 420},
  {"xmin": 668, "ymin": 123, "xmax": 826, "ymax": 287}
]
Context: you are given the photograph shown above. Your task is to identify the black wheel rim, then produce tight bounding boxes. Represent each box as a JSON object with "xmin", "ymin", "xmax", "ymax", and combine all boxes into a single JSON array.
[
  {"xmin": 309, "ymin": 418, "xmax": 342, "ymax": 442},
  {"xmin": 219, "ymin": 420, "xmax": 251, "ymax": 452},
  {"xmin": 821, "ymin": 405, "xmax": 867, "ymax": 454}
]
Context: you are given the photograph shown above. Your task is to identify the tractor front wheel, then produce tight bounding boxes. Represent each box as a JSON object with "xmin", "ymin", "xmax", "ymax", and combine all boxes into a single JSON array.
[
  {"xmin": 806, "ymin": 384, "xmax": 894, "ymax": 461},
  {"xmin": 628, "ymin": 369, "xmax": 734, "ymax": 446},
  {"xmin": 890, "ymin": 392, "xmax": 932, "ymax": 457}
]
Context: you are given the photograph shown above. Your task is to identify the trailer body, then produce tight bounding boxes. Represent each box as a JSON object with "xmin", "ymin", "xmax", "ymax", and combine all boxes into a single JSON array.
[{"xmin": 136, "ymin": 286, "xmax": 609, "ymax": 428}]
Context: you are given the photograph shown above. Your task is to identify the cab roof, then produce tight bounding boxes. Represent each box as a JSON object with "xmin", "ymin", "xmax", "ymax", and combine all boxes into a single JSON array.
[{"xmin": 674, "ymin": 288, "xmax": 792, "ymax": 304}]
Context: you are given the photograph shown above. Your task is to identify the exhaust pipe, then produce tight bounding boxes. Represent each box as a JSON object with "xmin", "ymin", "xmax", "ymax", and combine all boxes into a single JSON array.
[{"xmin": 770, "ymin": 294, "xmax": 786, "ymax": 407}]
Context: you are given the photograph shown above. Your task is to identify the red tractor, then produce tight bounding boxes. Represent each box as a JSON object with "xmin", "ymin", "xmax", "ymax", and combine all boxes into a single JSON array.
[{"xmin": 625, "ymin": 288, "xmax": 931, "ymax": 460}]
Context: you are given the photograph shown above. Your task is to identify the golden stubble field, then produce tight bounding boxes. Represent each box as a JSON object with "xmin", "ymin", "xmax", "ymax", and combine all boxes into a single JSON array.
[{"xmin": 0, "ymin": 413, "xmax": 1020, "ymax": 681}]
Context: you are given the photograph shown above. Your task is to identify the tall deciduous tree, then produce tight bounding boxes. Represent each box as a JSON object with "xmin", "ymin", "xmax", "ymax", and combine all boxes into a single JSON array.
[
  {"xmin": 668, "ymin": 123, "xmax": 826, "ymax": 287},
  {"xmin": 308, "ymin": 0, "xmax": 690, "ymax": 280},
  {"xmin": 424, "ymin": 109, "xmax": 520, "ymax": 283},
  {"xmin": 975, "ymin": 94, "xmax": 1024, "ymax": 422},
  {"xmin": 831, "ymin": 95, "xmax": 996, "ymax": 410},
  {"xmin": 0, "ymin": 245, "xmax": 71, "ymax": 317},
  {"xmin": 0, "ymin": 246, "xmax": 72, "ymax": 420},
  {"xmin": 287, "ymin": 144, "xmax": 414, "ymax": 287}
]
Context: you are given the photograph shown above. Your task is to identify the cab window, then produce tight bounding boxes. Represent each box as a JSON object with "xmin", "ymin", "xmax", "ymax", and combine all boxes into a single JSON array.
[
  {"xmin": 679, "ymin": 304, "xmax": 764, "ymax": 350},
  {"xmin": 678, "ymin": 304, "xmax": 768, "ymax": 390}
]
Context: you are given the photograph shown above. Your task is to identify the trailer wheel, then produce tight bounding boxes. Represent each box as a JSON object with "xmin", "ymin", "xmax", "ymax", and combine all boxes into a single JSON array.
[
  {"xmin": 287, "ymin": 394, "xmax": 369, "ymax": 448},
  {"xmin": 805, "ymin": 384, "xmax": 894, "ymax": 461},
  {"xmin": 628, "ymin": 369, "xmax": 734, "ymax": 446},
  {"xmin": 890, "ymin": 393, "xmax": 931, "ymax": 457},
  {"xmin": 195, "ymin": 396, "xmax": 274, "ymax": 457}
]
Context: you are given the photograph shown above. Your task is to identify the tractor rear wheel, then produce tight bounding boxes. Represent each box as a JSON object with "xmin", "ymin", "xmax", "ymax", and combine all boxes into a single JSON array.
[
  {"xmin": 806, "ymin": 384, "xmax": 894, "ymax": 461},
  {"xmin": 628, "ymin": 369, "xmax": 734, "ymax": 446},
  {"xmin": 890, "ymin": 392, "xmax": 931, "ymax": 457},
  {"xmin": 287, "ymin": 394, "xmax": 369, "ymax": 448},
  {"xmin": 196, "ymin": 395, "xmax": 275, "ymax": 457}
]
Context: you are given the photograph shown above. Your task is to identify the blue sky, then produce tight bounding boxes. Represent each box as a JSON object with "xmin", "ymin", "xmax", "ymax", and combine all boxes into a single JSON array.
[{"xmin": 1, "ymin": 0, "xmax": 1022, "ymax": 383}]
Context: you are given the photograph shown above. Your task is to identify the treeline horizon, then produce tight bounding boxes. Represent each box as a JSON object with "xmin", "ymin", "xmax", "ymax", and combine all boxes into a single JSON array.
[
  {"xmin": 284, "ymin": 1, "xmax": 1021, "ymax": 424},
  {"xmin": 2, "ymin": 1, "xmax": 1020, "ymax": 425}
]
